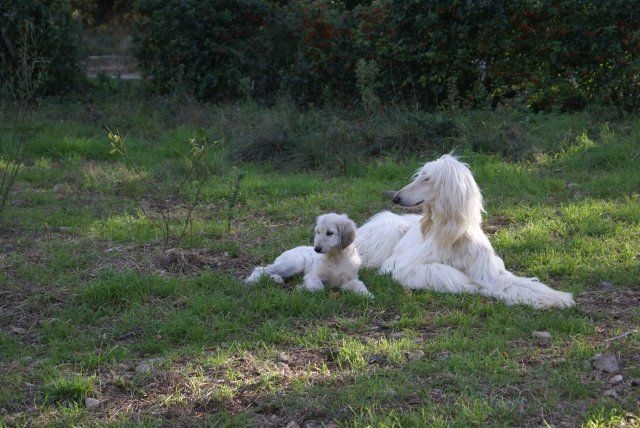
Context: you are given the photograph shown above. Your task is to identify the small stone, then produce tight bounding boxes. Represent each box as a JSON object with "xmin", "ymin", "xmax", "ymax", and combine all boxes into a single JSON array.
[
  {"xmin": 11, "ymin": 326, "xmax": 26, "ymax": 335},
  {"xmin": 407, "ymin": 350, "xmax": 425, "ymax": 361},
  {"xmin": 599, "ymin": 281, "xmax": 615, "ymax": 288},
  {"xmin": 389, "ymin": 332, "xmax": 403, "ymax": 340},
  {"xmin": 551, "ymin": 358, "xmax": 567, "ymax": 367},
  {"xmin": 609, "ymin": 374, "xmax": 623, "ymax": 385},
  {"xmin": 85, "ymin": 397, "xmax": 101, "ymax": 409},
  {"xmin": 53, "ymin": 184, "xmax": 66, "ymax": 194},
  {"xmin": 532, "ymin": 331, "xmax": 551, "ymax": 340},
  {"xmin": 387, "ymin": 388, "xmax": 398, "ymax": 397},
  {"xmin": 276, "ymin": 362, "xmax": 292, "ymax": 374},
  {"xmin": 275, "ymin": 352, "xmax": 290, "ymax": 363},
  {"xmin": 590, "ymin": 352, "xmax": 620, "ymax": 373},
  {"xmin": 414, "ymin": 337, "xmax": 425, "ymax": 343},
  {"xmin": 602, "ymin": 389, "xmax": 618, "ymax": 399},
  {"xmin": 135, "ymin": 357, "xmax": 165, "ymax": 374},
  {"xmin": 11, "ymin": 199, "xmax": 27, "ymax": 208},
  {"xmin": 302, "ymin": 420, "xmax": 323, "ymax": 428},
  {"xmin": 393, "ymin": 315, "xmax": 400, "ymax": 321},
  {"xmin": 368, "ymin": 354, "xmax": 387, "ymax": 366},
  {"xmin": 286, "ymin": 421, "xmax": 301, "ymax": 428}
]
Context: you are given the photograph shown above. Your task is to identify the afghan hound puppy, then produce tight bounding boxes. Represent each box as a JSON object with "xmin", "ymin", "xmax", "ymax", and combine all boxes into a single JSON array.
[
  {"xmin": 245, "ymin": 213, "xmax": 372, "ymax": 297},
  {"xmin": 355, "ymin": 155, "xmax": 574, "ymax": 309}
]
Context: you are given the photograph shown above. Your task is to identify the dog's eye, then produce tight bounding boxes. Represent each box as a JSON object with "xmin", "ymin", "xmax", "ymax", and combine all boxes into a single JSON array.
[
  {"xmin": 326, "ymin": 231, "xmax": 333, "ymax": 236},
  {"xmin": 422, "ymin": 177, "xmax": 430, "ymax": 182}
]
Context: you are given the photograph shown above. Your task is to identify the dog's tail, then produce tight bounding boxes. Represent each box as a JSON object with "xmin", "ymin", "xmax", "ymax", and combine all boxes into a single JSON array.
[
  {"xmin": 484, "ymin": 271, "xmax": 574, "ymax": 309},
  {"xmin": 356, "ymin": 211, "xmax": 420, "ymax": 268},
  {"xmin": 244, "ymin": 266, "xmax": 284, "ymax": 284}
]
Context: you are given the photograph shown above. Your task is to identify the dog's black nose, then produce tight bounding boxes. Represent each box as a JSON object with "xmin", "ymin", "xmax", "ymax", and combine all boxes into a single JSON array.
[
  {"xmin": 392, "ymin": 194, "xmax": 401, "ymax": 204},
  {"xmin": 314, "ymin": 246, "xmax": 322, "ymax": 253}
]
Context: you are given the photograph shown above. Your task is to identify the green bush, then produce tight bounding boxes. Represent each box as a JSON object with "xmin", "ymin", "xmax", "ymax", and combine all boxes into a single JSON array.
[
  {"xmin": 133, "ymin": 0, "xmax": 280, "ymax": 100},
  {"xmin": 227, "ymin": 103, "xmax": 458, "ymax": 172},
  {"xmin": 133, "ymin": 0, "xmax": 640, "ymax": 110},
  {"xmin": 354, "ymin": 0, "xmax": 640, "ymax": 111},
  {"xmin": 279, "ymin": 0, "xmax": 360, "ymax": 105},
  {"xmin": 0, "ymin": 0, "xmax": 85, "ymax": 96}
]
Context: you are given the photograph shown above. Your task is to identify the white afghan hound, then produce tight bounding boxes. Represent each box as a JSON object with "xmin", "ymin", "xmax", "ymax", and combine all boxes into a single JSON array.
[
  {"xmin": 355, "ymin": 155, "xmax": 574, "ymax": 309},
  {"xmin": 246, "ymin": 213, "xmax": 372, "ymax": 297}
]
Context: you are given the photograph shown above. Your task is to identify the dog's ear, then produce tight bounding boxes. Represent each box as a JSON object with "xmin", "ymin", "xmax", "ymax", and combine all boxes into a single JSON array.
[
  {"xmin": 311, "ymin": 217, "xmax": 320, "ymax": 243},
  {"xmin": 430, "ymin": 159, "xmax": 483, "ymax": 242},
  {"xmin": 337, "ymin": 215, "xmax": 357, "ymax": 250},
  {"xmin": 420, "ymin": 204, "xmax": 433, "ymax": 237}
]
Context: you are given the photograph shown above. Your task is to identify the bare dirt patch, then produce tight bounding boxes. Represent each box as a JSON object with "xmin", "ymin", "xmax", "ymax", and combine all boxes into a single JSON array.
[
  {"xmin": 578, "ymin": 282, "xmax": 640, "ymax": 324},
  {"xmin": 483, "ymin": 214, "xmax": 517, "ymax": 236},
  {"xmin": 155, "ymin": 248, "xmax": 255, "ymax": 276}
]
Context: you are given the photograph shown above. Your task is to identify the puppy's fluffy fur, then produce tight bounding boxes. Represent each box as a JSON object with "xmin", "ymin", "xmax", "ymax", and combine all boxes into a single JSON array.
[
  {"xmin": 245, "ymin": 213, "xmax": 372, "ymax": 297},
  {"xmin": 356, "ymin": 155, "xmax": 574, "ymax": 309}
]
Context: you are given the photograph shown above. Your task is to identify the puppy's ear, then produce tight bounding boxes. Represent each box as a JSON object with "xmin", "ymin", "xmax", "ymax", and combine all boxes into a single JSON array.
[
  {"xmin": 311, "ymin": 217, "xmax": 320, "ymax": 243},
  {"xmin": 337, "ymin": 215, "xmax": 357, "ymax": 250}
]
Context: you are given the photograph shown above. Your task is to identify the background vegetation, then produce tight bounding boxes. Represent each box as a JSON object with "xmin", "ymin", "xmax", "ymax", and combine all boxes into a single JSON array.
[
  {"xmin": 1, "ymin": 0, "xmax": 639, "ymax": 426},
  {"xmin": 0, "ymin": 0, "xmax": 84, "ymax": 96},
  {"xmin": 133, "ymin": 0, "xmax": 640, "ymax": 110}
]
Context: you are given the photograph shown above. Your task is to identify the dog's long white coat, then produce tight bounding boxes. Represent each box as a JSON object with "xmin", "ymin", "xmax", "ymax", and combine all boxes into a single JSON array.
[{"xmin": 356, "ymin": 155, "xmax": 574, "ymax": 309}]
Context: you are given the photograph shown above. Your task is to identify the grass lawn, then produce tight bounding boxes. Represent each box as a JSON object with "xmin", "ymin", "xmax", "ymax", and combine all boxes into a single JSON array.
[{"xmin": 1, "ymin": 83, "xmax": 639, "ymax": 426}]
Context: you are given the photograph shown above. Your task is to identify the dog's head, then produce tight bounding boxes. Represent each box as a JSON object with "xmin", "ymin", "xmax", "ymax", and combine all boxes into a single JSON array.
[
  {"xmin": 313, "ymin": 213, "xmax": 357, "ymax": 254},
  {"xmin": 392, "ymin": 154, "xmax": 483, "ymax": 238}
]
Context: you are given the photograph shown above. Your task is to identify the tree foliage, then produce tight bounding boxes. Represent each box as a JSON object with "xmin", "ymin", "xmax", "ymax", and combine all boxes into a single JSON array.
[{"xmin": 133, "ymin": 0, "xmax": 640, "ymax": 110}]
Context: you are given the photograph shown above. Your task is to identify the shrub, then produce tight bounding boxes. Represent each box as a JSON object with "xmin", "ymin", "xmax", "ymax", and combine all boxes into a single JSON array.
[
  {"xmin": 353, "ymin": 0, "xmax": 640, "ymax": 111},
  {"xmin": 133, "ymin": 0, "xmax": 279, "ymax": 100},
  {"xmin": 0, "ymin": 0, "xmax": 84, "ymax": 96},
  {"xmin": 133, "ymin": 0, "xmax": 640, "ymax": 110},
  {"xmin": 279, "ymin": 0, "xmax": 359, "ymax": 105},
  {"xmin": 227, "ymin": 103, "xmax": 458, "ymax": 172}
]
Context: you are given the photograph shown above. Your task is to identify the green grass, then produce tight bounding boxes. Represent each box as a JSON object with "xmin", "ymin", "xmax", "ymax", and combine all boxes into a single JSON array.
[{"xmin": 1, "ymin": 82, "xmax": 638, "ymax": 426}]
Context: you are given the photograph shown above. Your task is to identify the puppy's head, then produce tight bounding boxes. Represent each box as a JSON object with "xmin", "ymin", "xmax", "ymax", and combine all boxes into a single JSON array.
[{"xmin": 313, "ymin": 213, "xmax": 357, "ymax": 254}]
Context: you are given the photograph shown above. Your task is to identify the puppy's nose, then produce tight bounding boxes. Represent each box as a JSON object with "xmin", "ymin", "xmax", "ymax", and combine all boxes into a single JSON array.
[
  {"xmin": 392, "ymin": 194, "xmax": 401, "ymax": 204},
  {"xmin": 314, "ymin": 246, "xmax": 322, "ymax": 253}
]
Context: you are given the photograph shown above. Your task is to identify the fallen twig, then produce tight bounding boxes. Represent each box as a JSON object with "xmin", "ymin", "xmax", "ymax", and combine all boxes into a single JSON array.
[{"xmin": 604, "ymin": 329, "xmax": 638, "ymax": 344}]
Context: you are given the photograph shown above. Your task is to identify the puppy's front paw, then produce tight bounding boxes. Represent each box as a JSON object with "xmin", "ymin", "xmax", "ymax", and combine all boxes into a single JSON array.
[
  {"xmin": 299, "ymin": 283, "xmax": 324, "ymax": 292},
  {"xmin": 353, "ymin": 289, "xmax": 374, "ymax": 299}
]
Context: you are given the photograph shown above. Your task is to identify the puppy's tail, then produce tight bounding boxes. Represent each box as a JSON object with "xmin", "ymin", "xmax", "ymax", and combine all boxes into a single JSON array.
[
  {"xmin": 245, "ymin": 266, "xmax": 266, "ymax": 283},
  {"xmin": 486, "ymin": 272, "xmax": 574, "ymax": 309},
  {"xmin": 244, "ymin": 266, "xmax": 284, "ymax": 284}
]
